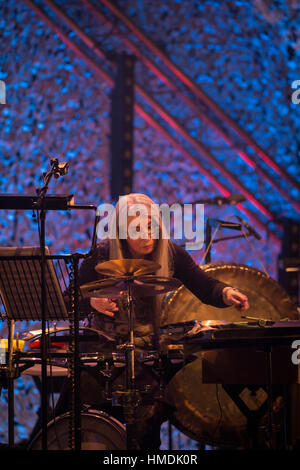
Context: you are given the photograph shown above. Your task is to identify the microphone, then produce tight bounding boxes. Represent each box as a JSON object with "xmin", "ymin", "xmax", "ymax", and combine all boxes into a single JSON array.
[
  {"xmin": 227, "ymin": 194, "xmax": 246, "ymax": 205},
  {"xmin": 210, "ymin": 195, "xmax": 246, "ymax": 205},
  {"xmin": 51, "ymin": 159, "xmax": 69, "ymax": 178},
  {"xmin": 235, "ymin": 215, "xmax": 262, "ymax": 240}
]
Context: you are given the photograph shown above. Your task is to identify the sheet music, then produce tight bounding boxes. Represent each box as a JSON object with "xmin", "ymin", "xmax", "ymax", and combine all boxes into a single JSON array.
[{"xmin": 0, "ymin": 246, "xmax": 68, "ymax": 321}]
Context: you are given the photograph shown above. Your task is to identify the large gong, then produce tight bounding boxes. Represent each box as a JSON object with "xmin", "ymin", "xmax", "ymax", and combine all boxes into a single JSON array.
[{"xmin": 161, "ymin": 263, "xmax": 299, "ymax": 448}]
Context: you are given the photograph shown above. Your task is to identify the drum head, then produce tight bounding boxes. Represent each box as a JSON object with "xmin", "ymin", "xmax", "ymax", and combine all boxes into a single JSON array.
[
  {"xmin": 29, "ymin": 409, "xmax": 126, "ymax": 450},
  {"xmin": 161, "ymin": 263, "xmax": 299, "ymax": 448}
]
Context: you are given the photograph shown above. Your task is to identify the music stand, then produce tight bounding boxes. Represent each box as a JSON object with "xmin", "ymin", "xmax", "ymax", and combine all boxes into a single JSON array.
[
  {"xmin": 0, "ymin": 246, "xmax": 68, "ymax": 322},
  {"xmin": 0, "ymin": 246, "xmax": 70, "ymax": 448}
]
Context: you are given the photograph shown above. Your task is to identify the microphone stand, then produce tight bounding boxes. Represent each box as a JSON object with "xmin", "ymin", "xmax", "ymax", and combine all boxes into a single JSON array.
[
  {"xmin": 34, "ymin": 158, "xmax": 69, "ymax": 451},
  {"xmin": 205, "ymin": 218, "xmax": 243, "ymax": 264}
]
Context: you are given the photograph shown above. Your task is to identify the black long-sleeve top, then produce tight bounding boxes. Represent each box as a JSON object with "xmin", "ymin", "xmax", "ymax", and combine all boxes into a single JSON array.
[{"xmin": 75, "ymin": 239, "xmax": 229, "ymax": 350}]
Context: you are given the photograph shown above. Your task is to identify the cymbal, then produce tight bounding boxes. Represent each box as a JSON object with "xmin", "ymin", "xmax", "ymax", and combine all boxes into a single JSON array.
[
  {"xmin": 80, "ymin": 278, "xmax": 125, "ymax": 298},
  {"xmin": 134, "ymin": 275, "xmax": 181, "ymax": 295},
  {"xmin": 95, "ymin": 259, "xmax": 161, "ymax": 277},
  {"xmin": 80, "ymin": 275, "xmax": 181, "ymax": 298}
]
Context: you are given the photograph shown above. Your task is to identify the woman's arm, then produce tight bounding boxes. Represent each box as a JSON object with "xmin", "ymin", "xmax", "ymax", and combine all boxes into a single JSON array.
[{"xmin": 171, "ymin": 243, "xmax": 249, "ymax": 310}]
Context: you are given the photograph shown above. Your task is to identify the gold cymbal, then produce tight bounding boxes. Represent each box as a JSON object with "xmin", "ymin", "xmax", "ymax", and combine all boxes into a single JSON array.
[
  {"xmin": 80, "ymin": 278, "xmax": 124, "ymax": 298},
  {"xmin": 95, "ymin": 259, "xmax": 161, "ymax": 277},
  {"xmin": 134, "ymin": 275, "xmax": 181, "ymax": 295},
  {"xmin": 80, "ymin": 275, "xmax": 181, "ymax": 298}
]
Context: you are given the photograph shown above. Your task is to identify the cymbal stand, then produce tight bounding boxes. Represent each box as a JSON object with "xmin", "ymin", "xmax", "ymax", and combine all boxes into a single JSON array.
[{"xmin": 121, "ymin": 275, "xmax": 140, "ymax": 450}]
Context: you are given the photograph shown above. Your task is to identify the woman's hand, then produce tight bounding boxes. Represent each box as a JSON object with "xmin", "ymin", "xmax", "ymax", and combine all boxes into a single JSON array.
[
  {"xmin": 222, "ymin": 287, "xmax": 249, "ymax": 311},
  {"xmin": 90, "ymin": 297, "xmax": 119, "ymax": 317}
]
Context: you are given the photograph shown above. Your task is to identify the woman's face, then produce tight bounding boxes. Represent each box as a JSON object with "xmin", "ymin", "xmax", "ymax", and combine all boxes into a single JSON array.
[{"xmin": 125, "ymin": 215, "xmax": 156, "ymax": 258}]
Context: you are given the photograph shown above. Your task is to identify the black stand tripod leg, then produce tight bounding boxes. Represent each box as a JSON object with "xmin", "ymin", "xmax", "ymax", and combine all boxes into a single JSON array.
[
  {"xmin": 73, "ymin": 256, "xmax": 81, "ymax": 451},
  {"xmin": 40, "ymin": 208, "xmax": 48, "ymax": 451},
  {"xmin": 265, "ymin": 345, "xmax": 273, "ymax": 448},
  {"xmin": 8, "ymin": 377, "xmax": 14, "ymax": 448},
  {"xmin": 7, "ymin": 319, "xmax": 14, "ymax": 448},
  {"xmin": 68, "ymin": 255, "xmax": 81, "ymax": 451}
]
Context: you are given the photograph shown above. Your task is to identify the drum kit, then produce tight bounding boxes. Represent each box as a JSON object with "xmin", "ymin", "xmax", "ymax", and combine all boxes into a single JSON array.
[{"xmin": 1, "ymin": 257, "xmax": 300, "ymax": 450}]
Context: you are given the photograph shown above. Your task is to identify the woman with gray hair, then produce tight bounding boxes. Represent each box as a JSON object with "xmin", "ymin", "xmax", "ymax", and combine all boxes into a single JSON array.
[{"xmin": 56, "ymin": 192, "xmax": 249, "ymax": 449}]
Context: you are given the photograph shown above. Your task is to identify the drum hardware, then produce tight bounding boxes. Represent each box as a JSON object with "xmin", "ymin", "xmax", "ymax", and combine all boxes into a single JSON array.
[
  {"xmin": 138, "ymin": 346, "xmax": 196, "ymax": 401},
  {"xmin": 82, "ymin": 258, "xmax": 179, "ymax": 450},
  {"xmin": 81, "ymin": 259, "xmax": 183, "ymax": 450},
  {"xmin": 93, "ymin": 352, "xmax": 127, "ymax": 404},
  {"xmin": 101, "ymin": 362, "xmax": 115, "ymax": 404}
]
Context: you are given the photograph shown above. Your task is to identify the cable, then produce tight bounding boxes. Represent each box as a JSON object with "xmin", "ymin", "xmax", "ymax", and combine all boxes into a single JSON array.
[
  {"xmin": 211, "ymin": 384, "xmax": 223, "ymax": 443},
  {"xmin": 241, "ymin": 228, "xmax": 270, "ymax": 277},
  {"xmin": 199, "ymin": 223, "xmax": 221, "ymax": 266}
]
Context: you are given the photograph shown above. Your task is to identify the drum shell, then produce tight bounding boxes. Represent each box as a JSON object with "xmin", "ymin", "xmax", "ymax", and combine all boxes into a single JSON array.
[{"xmin": 28, "ymin": 409, "xmax": 126, "ymax": 450}]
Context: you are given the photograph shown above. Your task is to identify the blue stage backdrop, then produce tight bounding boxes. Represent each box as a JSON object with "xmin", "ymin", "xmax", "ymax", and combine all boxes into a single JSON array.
[{"xmin": 0, "ymin": 0, "xmax": 299, "ymax": 448}]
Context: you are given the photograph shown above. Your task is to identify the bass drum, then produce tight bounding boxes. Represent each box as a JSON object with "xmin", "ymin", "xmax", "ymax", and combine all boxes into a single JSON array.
[
  {"xmin": 161, "ymin": 263, "xmax": 299, "ymax": 448},
  {"xmin": 29, "ymin": 409, "xmax": 126, "ymax": 450}
]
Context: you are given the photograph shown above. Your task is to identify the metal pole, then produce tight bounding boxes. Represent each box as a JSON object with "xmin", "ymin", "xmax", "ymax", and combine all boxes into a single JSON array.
[
  {"xmin": 73, "ymin": 255, "xmax": 81, "ymax": 450},
  {"xmin": 8, "ymin": 319, "xmax": 15, "ymax": 448},
  {"xmin": 205, "ymin": 220, "xmax": 212, "ymax": 264},
  {"xmin": 40, "ymin": 208, "xmax": 48, "ymax": 451},
  {"xmin": 265, "ymin": 345, "xmax": 273, "ymax": 448}
]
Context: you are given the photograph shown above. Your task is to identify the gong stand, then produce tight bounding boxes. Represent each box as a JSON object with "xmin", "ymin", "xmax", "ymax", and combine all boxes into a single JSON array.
[
  {"xmin": 221, "ymin": 383, "xmax": 269, "ymax": 449},
  {"xmin": 203, "ymin": 218, "xmax": 282, "ymax": 448},
  {"xmin": 206, "ymin": 340, "xmax": 289, "ymax": 449}
]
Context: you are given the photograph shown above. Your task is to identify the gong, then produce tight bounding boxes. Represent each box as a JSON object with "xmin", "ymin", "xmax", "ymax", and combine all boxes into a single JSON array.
[{"xmin": 161, "ymin": 263, "xmax": 299, "ymax": 448}]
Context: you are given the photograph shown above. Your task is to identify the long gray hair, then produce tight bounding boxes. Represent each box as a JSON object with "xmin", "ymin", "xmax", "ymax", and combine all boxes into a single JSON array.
[
  {"xmin": 108, "ymin": 193, "xmax": 173, "ymax": 328},
  {"xmin": 108, "ymin": 193, "xmax": 171, "ymax": 277}
]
